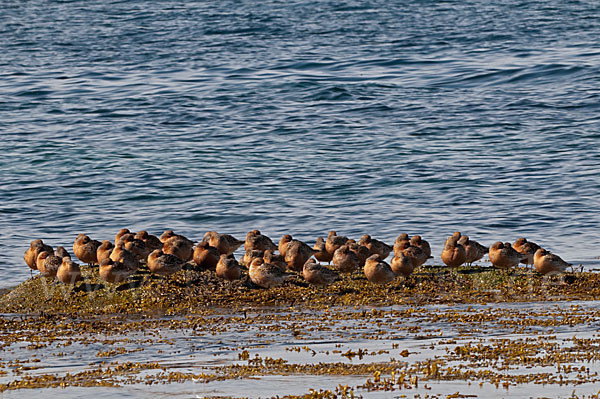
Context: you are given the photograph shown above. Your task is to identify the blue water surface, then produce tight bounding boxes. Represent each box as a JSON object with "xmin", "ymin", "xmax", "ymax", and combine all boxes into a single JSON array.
[{"xmin": 1, "ymin": 0, "xmax": 599, "ymax": 288}]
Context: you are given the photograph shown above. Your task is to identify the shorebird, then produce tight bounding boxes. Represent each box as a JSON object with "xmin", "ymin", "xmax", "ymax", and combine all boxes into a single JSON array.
[
  {"xmin": 160, "ymin": 230, "xmax": 193, "ymax": 244},
  {"xmin": 303, "ymin": 258, "xmax": 339, "ymax": 287},
  {"xmin": 110, "ymin": 242, "xmax": 139, "ymax": 272},
  {"xmin": 284, "ymin": 239, "xmax": 317, "ymax": 272},
  {"xmin": 313, "ymin": 237, "xmax": 333, "ymax": 264},
  {"xmin": 115, "ymin": 228, "xmax": 131, "ymax": 244},
  {"xmin": 56, "ymin": 257, "xmax": 82, "ymax": 285},
  {"xmin": 332, "ymin": 244, "xmax": 360, "ymax": 273},
  {"xmin": 147, "ymin": 249, "xmax": 184, "ymax": 276},
  {"xmin": 163, "ymin": 236, "xmax": 193, "ymax": 261},
  {"xmin": 390, "ymin": 252, "xmax": 414, "ymax": 277},
  {"xmin": 244, "ymin": 230, "xmax": 277, "ymax": 252},
  {"xmin": 325, "ymin": 231, "xmax": 349, "ymax": 259},
  {"xmin": 364, "ymin": 254, "xmax": 395, "ymax": 284},
  {"xmin": 193, "ymin": 241, "xmax": 220, "ymax": 269},
  {"xmin": 489, "ymin": 242, "xmax": 526, "ymax": 269},
  {"xmin": 36, "ymin": 251, "xmax": 50, "ymax": 271},
  {"xmin": 263, "ymin": 250, "xmax": 287, "ymax": 271},
  {"xmin": 73, "ymin": 234, "xmax": 102, "ymax": 265},
  {"xmin": 119, "ymin": 233, "xmax": 152, "ymax": 262},
  {"xmin": 441, "ymin": 235, "xmax": 467, "ymax": 268},
  {"xmin": 347, "ymin": 241, "xmax": 371, "ymax": 267},
  {"xmin": 99, "ymin": 258, "xmax": 137, "ymax": 284},
  {"xmin": 458, "ymin": 236, "xmax": 488, "ymax": 266},
  {"xmin": 134, "ymin": 230, "xmax": 163, "ymax": 251},
  {"xmin": 534, "ymin": 248, "xmax": 572, "ymax": 275},
  {"xmin": 202, "ymin": 231, "xmax": 243, "ymax": 256},
  {"xmin": 358, "ymin": 234, "xmax": 392, "ymax": 260},
  {"xmin": 513, "ymin": 237, "xmax": 541, "ymax": 268},
  {"xmin": 24, "ymin": 239, "xmax": 53, "ymax": 274},
  {"xmin": 216, "ymin": 254, "xmax": 242, "ymax": 281},
  {"xmin": 278, "ymin": 234, "xmax": 293, "ymax": 258},
  {"xmin": 409, "ymin": 235, "xmax": 432, "ymax": 259},
  {"xmin": 96, "ymin": 240, "xmax": 115, "ymax": 265},
  {"xmin": 444, "ymin": 231, "xmax": 462, "ymax": 248},
  {"xmin": 241, "ymin": 249, "xmax": 264, "ymax": 268},
  {"xmin": 36, "ymin": 251, "xmax": 61, "ymax": 278},
  {"xmin": 395, "ymin": 241, "xmax": 428, "ymax": 268},
  {"xmin": 393, "ymin": 233, "xmax": 410, "ymax": 255},
  {"xmin": 248, "ymin": 258, "xmax": 291, "ymax": 288},
  {"xmin": 55, "ymin": 246, "xmax": 70, "ymax": 259}
]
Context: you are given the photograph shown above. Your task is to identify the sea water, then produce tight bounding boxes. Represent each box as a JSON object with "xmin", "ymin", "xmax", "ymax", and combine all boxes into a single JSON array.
[{"xmin": 1, "ymin": 0, "xmax": 599, "ymax": 288}]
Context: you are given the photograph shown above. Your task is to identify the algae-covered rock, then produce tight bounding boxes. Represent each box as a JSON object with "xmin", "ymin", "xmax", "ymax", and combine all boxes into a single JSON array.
[{"xmin": 0, "ymin": 264, "xmax": 597, "ymax": 316}]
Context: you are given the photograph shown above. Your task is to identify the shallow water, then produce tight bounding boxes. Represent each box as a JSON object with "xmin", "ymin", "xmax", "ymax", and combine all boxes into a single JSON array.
[
  {"xmin": 1, "ymin": 0, "xmax": 600, "ymax": 287},
  {"xmin": 2, "ymin": 301, "xmax": 600, "ymax": 397}
]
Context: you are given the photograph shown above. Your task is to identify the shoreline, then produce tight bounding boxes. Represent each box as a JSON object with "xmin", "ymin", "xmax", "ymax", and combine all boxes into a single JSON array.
[
  {"xmin": 1, "ymin": 264, "xmax": 598, "ymax": 316},
  {"xmin": 0, "ymin": 295, "xmax": 599, "ymax": 396}
]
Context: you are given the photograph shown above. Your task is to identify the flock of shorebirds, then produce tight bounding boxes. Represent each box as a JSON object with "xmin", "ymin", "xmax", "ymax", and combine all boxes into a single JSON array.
[{"xmin": 23, "ymin": 229, "xmax": 573, "ymax": 289}]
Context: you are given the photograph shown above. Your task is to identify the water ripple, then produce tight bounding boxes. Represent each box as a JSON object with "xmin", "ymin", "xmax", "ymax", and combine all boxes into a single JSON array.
[{"xmin": 1, "ymin": 0, "xmax": 599, "ymax": 286}]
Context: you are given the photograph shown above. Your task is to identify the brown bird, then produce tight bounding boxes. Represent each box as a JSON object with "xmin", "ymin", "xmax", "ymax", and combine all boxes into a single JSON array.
[
  {"xmin": 390, "ymin": 252, "xmax": 414, "ymax": 277},
  {"xmin": 395, "ymin": 241, "xmax": 428, "ymax": 268},
  {"xmin": 364, "ymin": 254, "xmax": 396, "ymax": 284},
  {"xmin": 332, "ymin": 244, "xmax": 360, "ymax": 273},
  {"xmin": 109, "ymin": 242, "xmax": 139, "ymax": 272},
  {"xmin": 36, "ymin": 251, "xmax": 50, "ymax": 272},
  {"xmin": 409, "ymin": 235, "xmax": 432, "ymax": 259},
  {"xmin": 303, "ymin": 258, "xmax": 339, "ymax": 287},
  {"xmin": 393, "ymin": 233, "xmax": 410, "ymax": 255},
  {"xmin": 24, "ymin": 239, "xmax": 54, "ymax": 273},
  {"xmin": 115, "ymin": 228, "xmax": 131, "ymax": 244},
  {"xmin": 347, "ymin": 241, "xmax": 372, "ymax": 267},
  {"xmin": 534, "ymin": 248, "xmax": 572, "ymax": 275},
  {"xmin": 73, "ymin": 234, "xmax": 102, "ymax": 265},
  {"xmin": 325, "ymin": 231, "xmax": 349, "ymax": 259},
  {"xmin": 263, "ymin": 250, "xmax": 287, "ymax": 271},
  {"xmin": 134, "ymin": 230, "xmax": 163, "ymax": 251},
  {"xmin": 313, "ymin": 237, "xmax": 333, "ymax": 264},
  {"xmin": 99, "ymin": 258, "xmax": 137, "ymax": 284},
  {"xmin": 241, "ymin": 249, "xmax": 265, "ymax": 268},
  {"xmin": 278, "ymin": 234, "xmax": 293, "ymax": 258},
  {"xmin": 458, "ymin": 235, "xmax": 488, "ymax": 266},
  {"xmin": 358, "ymin": 234, "xmax": 392, "ymax": 260},
  {"xmin": 159, "ymin": 230, "xmax": 193, "ymax": 244},
  {"xmin": 284, "ymin": 239, "xmax": 317, "ymax": 271},
  {"xmin": 202, "ymin": 231, "xmax": 243, "ymax": 256},
  {"xmin": 443, "ymin": 231, "xmax": 462, "ymax": 247},
  {"xmin": 489, "ymin": 242, "xmax": 526, "ymax": 269},
  {"xmin": 56, "ymin": 257, "xmax": 83, "ymax": 285},
  {"xmin": 441, "ymin": 235, "xmax": 467, "ymax": 268},
  {"xmin": 96, "ymin": 240, "xmax": 115, "ymax": 265},
  {"xmin": 36, "ymin": 251, "xmax": 61, "ymax": 278},
  {"xmin": 248, "ymin": 258, "xmax": 291, "ymax": 288},
  {"xmin": 193, "ymin": 241, "xmax": 220, "ymax": 270},
  {"xmin": 55, "ymin": 246, "xmax": 70, "ymax": 259},
  {"xmin": 119, "ymin": 233, "xmax": 152, "ymax": 262},
  {"xmin": 216, "ymin": 254, "xmax": 242, "ymax": 281},
  {"xmin": 244, "ymin": 230, "xmax": 277, "ymax": 252},
  {"xmin": 147, "ymin": 249, "xmax": 184, "ymax": 276},
  {"xmin": 513, "ymin": 237, "xmax": 541, "ymax": 267},
  {"xmin": 163, "ymin": 236, "xmax": 193, "ymax": 261}
]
